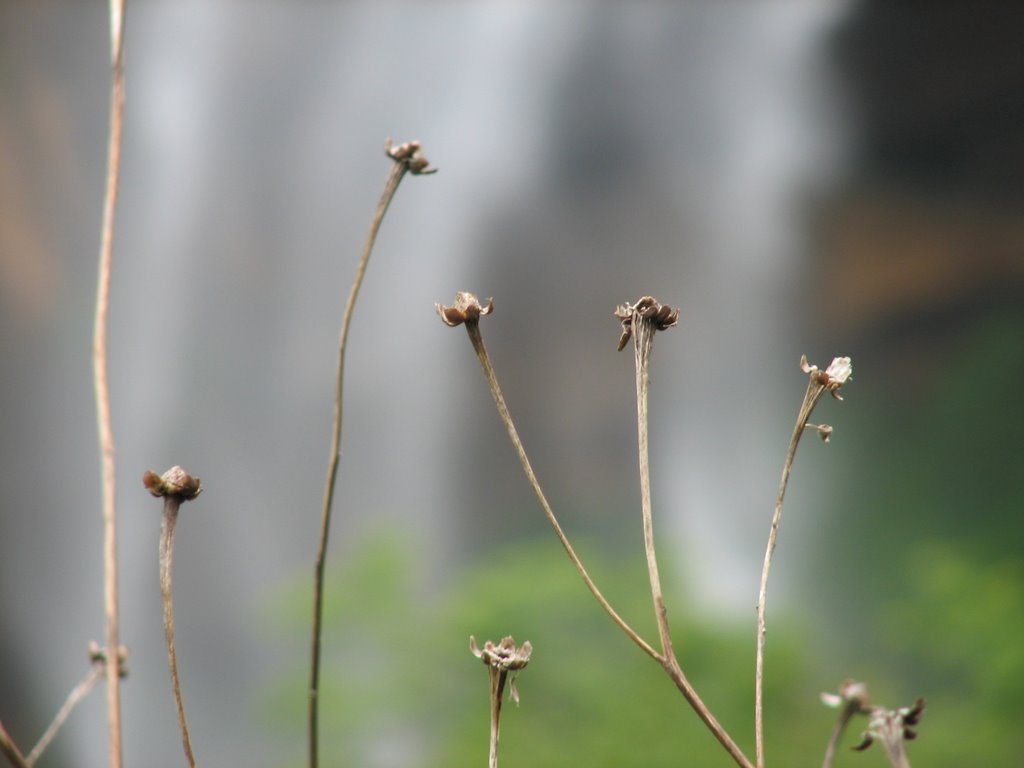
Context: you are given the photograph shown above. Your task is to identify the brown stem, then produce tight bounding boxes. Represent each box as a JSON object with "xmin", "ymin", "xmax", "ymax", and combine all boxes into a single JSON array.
[
  {"xmin": 821, "ymin": 703, "xmax": 857, "ymax": 768},
  {"xmin": 160, "ymin": 499, "xmax": 196, "ymax": 768},
  {"xmin": 755, "ymin": 378, "xmax": 826, "ymax": 768},
  {"xmin": 93, "ymin": 2, "xmax": 127, "ymax": 766},
  {"xmin": 310, "ymin": 140, "xmax": 434, "ymax": 768},
  {"xmin": 0, "ymin": 723, "xmax": 29, "ymax": 768},
  {"xmin": 487, "ymin": 669, "xmax": 506, "ymax": 768},
  {"xmin": 26, "ymin": 661, "xmax": 105, "ymax": 765},
  {"xmin": 463, "ymin": 321, "xmax": 660, "ymax": 662},
  {"xmin": 627, "ymin": 311, "xmax": 753, "ymax": 768},
  {"xmin": 631, "ymin": 316, "xmax": 675, "ymax": 660}
]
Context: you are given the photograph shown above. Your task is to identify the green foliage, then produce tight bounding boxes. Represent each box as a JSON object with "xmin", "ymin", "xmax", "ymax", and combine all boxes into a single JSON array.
[
  {"xmin": 264, "ymin": 530, "xmax": 843, "ymax": 766},
  {"xmin": 808, "ymin": 308, "xmax": 1024, "ymax": 765}
]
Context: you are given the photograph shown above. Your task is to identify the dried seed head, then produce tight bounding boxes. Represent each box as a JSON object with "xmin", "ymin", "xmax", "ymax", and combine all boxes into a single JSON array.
[
  {"xmin": 799, "ymin": 354, "xmax": 853, "ymax": 400},
  {"xmin": 850, "ymin": 695, "xmax": 925, "ymax": 755},
  {"xmin": 470, "ymin": 635, "xmax": 533, "ymax": 671},
  {"xmin": 384, "ymin": 138, "xmax": 438, "ymax": 175},
  {"xmin": 143, "ymin": 466, "xmax": 202, "ymax": 501},
  {"xmin": 470, "ymin": 635, "xmax": 532, "ymax": 704},
  {"xmin": 436, "ymin": 292, "xmax": 494, "ymax": 327},
  {"xmin": 614, "ymin": 296, "xmax": 680, "ymax": 351},
  {"xmin": 821, "ymin": 679, "xmax": 872, "ymax": 713}
]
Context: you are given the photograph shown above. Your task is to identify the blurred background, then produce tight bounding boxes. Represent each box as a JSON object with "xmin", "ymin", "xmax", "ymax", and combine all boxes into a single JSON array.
[{"xmin": 1, "ymin": 2, "xmax": 1022, "ymax": 766}]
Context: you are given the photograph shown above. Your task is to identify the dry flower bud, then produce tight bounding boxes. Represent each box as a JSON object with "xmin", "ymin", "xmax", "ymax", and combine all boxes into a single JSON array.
[
  {"xmin": 470, "ymin": 635, "xmax": 533, "ymax": 671},
  {"xmin": 436, "ymin": 292, "xmax": 494, "ymax": 327},
  {"xmin": 385, "ymin": 138, "xmax": 438, "ymax": 175},
  {"xmin": 143, "ymin": 466, "xmax": 202, "ymax": 501},
  {"xmin": 799, "ymin": 354, "xmax": 853, "ymax": 400},
  {"xmin": 471, "ymin": 635, "xmax": 532, "ymax": 705},
  {"xmin": 614, "ymin": 296, "xmax": 680, "ymax": 350},
  {"xmin": 821, "ymin": 679, "xmax": 872, "ymax": 712}
]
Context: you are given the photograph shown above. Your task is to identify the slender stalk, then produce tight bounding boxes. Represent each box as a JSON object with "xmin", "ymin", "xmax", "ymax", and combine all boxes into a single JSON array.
[
  {"xmin": 0, "ymin": 722, "xmax": 29, "ymax": 768},
  {"xmin": 821, "ymin": 707, "xmax": 853, "ymax": 768},
  {"xmin": 487, "ymin": 668, "xmax": 506, "ymax": 768},
  {"xmin": 631, "ymin": 316, "xmax": 675, "ymax": 659},
  {"xmin": 144, "ymin": 467, "xmax": 202, "ymax": 768},
  {"xmin": 441, "ymin": 295, "xmax": 755, "ymax": 767},
  {"xmin": 26, "ymin": 662, "xmax": 105, "ymax": 765},
  {"xmin": 470, "ymin": 636, "xmax": 531, "ymax": 768},
  {"xmin": 623, "ymin": 299, "xmax": 754, "ymax": 768},
  {"xmin": 159, "ymin": 501, "xmax": 195, "ymax": 768},
  {"xmin": 309, "ymin": 141, "xmax": 434, "ymax": 768},
  {"xmin": 93, "ymin": 2, "xmax": 127, "ymax": 766},
  {"xmin": 462, "ymin": 319, "xmax": 659, "ymax": 662},
  {"xmin": 755, "ymin": 356, "xmax": 850, "ymax": 768}
]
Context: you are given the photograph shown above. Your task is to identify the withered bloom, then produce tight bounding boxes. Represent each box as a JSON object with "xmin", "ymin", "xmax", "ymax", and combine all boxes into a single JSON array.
[
  {"xmin": 852, "ymin": 698, "xmax": 926, "ymax": 756},
  {"xmin": 143, "ymin": 466, "xmax": 202, "ymax": 501},
  {"xmin": 384, "ymin": 138, "xmax": 438, "ymax": 175},
  {"xmin": 471, "ymin": 635, "xmax": 532, "ymax": 768},
  {"xmin": 471, "ymin": 635, "xmax": 532, "ymax": 704},
  {"xmin": 436, "ymin": 292, "xmax": 494, "ymax": 328},
  {"xmin": 614, "ymin": 296, "xmax": 680, "ymax": 351},
  {"xmin": 800, "ymin": 354, "xmax": 853, "ymax": 400}
]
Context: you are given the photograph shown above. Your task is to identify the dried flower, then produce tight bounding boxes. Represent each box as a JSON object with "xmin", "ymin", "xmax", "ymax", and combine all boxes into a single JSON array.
[
  {"xmin": 471, "ymin": 635, "xmax": 532, "ymax": 704},
  {"xmin": 614, "ymin": 296, "xmax": 680, "ymax": 351},
  {"xmin": 384, "ymin": 138, "xmax": 438, "ymax": 175},
  {"xmin": 821, "ymin": 679, "xmax": 872, "ymax": 713},
  {"xmin": 436, "ymin": 292, "xmax": 494, "ymax": 328},
  {"xmin": 800, "ymin": 355, "xmax": 853, "ymax": 400},
  {"xmin": 143, "ymin": 466, "xmax": 202, "ymax": 501}
]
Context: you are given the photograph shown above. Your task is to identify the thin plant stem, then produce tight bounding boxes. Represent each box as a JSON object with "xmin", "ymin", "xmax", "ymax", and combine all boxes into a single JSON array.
[
  {"xmin": 821, "ymin": 707, "xmax": 854, "ymax": 768},
  {"xmin": 624, "ymin": 304, "xmax": 754, "ymax": 768},
  {"xmin": 93, "ymin": 2, "xmax": 126, "ymax": 765},
  {"xmin": 487, "ymin": 669, "xmax": 506, "ymax": 768},
  {"xmin": 26, "ymin": 663, "xmax": 105, "ymax": 765},
  {"xmin": 462, "ymin": 321, "xmax": 660, "ymax": 662},
  {"xmin": 631, "ymin": 317, "xmax": 675, "ymax": 659},
  {"xmin": 753, "ymin": 362, "xmax": 847, "ymax": 768},
  {"xmin": 310, "ymin": 140, "xmax": 434, "ymax": 768},
  {"xmin": 160, "ymin": 500, "xmax": 196, "ymax": 768},
  {"xmin": 0, "ymin": 722, "xmax": 29, "ymax": 768}
]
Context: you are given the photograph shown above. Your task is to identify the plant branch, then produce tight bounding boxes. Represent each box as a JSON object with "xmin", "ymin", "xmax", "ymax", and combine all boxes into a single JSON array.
[
  {"xmin": 755, "ymin": 356, "xmax": 851, "ymax": 768},
  {"xmin": 145, "ymin": 467, "xmax": 203, "ymax": 768},
  {"xmin": 631, "ymin": 313, "xmax": 675, "ymax": 660},
  {"xmin": 0, "ymin": 723, "xmax": 29, "ymax": 768},
  {"xmin": 470, "ymin": 637, "xmax": 531, "ymax": 768},
  {"xmin": 619, "ymin": 297, "xmax": 753, "ymax": 768},
  {"xmin": 26, "ymin": 654, "xmax": 107, "ymax": 766},
  {"xmin": 93, "ymin": 1, "xmax": 126, "ymax": 765},
  {"xmin": 438, "ymin": 293, "xmax": 659, "ymax": 661},
  {"xmin": 309, "ymin": 140, "xmax": 435, "ymax": 768}
]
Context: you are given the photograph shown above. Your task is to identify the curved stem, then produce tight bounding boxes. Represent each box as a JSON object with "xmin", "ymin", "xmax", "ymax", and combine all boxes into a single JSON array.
[
  {"xmin": 464, "ymin": 322, "xmax": 660, "ymax": 662},
  {"xmin": 160, "ymin": 501, "xmax": 196, "ymax": 768},
  {"xmin": 632, "ymin": 318, "xmax": 675, "ymax": 659},
  {"xmin": 630, "ymin": 317, "xmax": 753, "ymax": 768},
  {"xmin": 26, "ymin": 663, "xmax": 104, "ymax": 765},
  {"xmin": 309, "ymin": 160, "xmax": 409, "ymax": 768},
  {"xmin": 0, "ymin": 722, "xmax": 29, "ymax": 768},
  {"xmin": 755, "ymin": 379, "xmax": 824, "ymax": 768},
  {"xmin": 94, "ymin": 2, "xmax": 126, "ymax": 765}
]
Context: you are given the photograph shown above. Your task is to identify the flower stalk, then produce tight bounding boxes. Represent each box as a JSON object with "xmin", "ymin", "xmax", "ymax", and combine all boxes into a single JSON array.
[
  {"xmin": 821, "ymin": 680, "xmax": 924, "ymax": 768},
  {"xmin": 470, "ymin": 636, "xmax": 532, "ymax": 768},
  {"xmin": 144, "ymin": 466, "xmax": 203, "ymax": 768},
  {"xmin": 439, "ymin": 293, "xmax": 753, "ymax": 768},
  {"xmin": 309, "ymin": 139, "xmax": 435, "ymax": 768},
  {"xmin": 93, "ymin": 2, "xmax": 127, "ymax": 764},
  {"xmin": 436, "ymin": 293, "xmax": 659, "ymax": 661},
  {"xmin": 755, "ymin": 355, "xmax": 851, "ymax": 768},
  {"xmin": 616, "ymin": 297, "xmax": 753, "ymax": 768}
]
